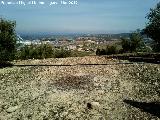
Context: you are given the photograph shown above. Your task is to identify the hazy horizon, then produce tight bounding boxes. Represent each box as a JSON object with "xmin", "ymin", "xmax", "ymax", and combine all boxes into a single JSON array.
[
  {"xmin": 1, "ymin": 0, "xmax": 159, "ymax": 33},
  {"xmin": 17, "ymin": 31, "xmax": 132, "ymax": 35}
]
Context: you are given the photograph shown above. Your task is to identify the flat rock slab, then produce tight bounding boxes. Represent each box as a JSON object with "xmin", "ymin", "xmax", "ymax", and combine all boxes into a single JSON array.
[{"xmin": 6, "ymin": 105, "xmax": 21, "ymax": 113}]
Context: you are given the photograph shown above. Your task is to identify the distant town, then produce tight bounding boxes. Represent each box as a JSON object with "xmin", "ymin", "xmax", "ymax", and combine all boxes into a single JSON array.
[{"xmin": 16, "ymin": 33, "xmax": 150, "ymax": 53}]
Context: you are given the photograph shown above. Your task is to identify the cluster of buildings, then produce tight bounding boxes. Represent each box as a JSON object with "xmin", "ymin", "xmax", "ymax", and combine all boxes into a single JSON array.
[{"xmin": 17, "ymin": 35, "xmax": 120, "ymax": 52}]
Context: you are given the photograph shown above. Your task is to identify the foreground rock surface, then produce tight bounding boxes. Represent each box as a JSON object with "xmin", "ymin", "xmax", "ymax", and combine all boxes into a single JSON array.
[{"xmin": 0, "ymin": 56, "xmax": 160, "ymax": 119}]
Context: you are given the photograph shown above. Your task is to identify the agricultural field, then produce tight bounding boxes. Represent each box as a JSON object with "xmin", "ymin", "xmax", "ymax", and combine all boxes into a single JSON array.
[{"xmin": 0, "ymin": 56, "xmax": 160, "ymax": 120}]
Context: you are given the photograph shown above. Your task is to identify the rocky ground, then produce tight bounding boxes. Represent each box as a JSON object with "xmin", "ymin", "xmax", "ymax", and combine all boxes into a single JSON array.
[{"xmin": 0, "ymin": 56, "xmax": 160, "ymax": 120}]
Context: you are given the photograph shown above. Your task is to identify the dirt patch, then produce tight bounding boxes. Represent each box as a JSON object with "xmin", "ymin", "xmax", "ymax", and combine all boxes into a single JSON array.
[{"xmin": 54, "ymin": 74, "xmax": 94, "ymax": 90}]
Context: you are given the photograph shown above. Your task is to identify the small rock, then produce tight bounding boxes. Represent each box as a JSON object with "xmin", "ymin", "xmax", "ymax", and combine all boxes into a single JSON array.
[
  {"xmin": 6, "ymin": 105, "xmax": 21, "ymax": 113},
  {"xmin": 1, "ymin": 103, "xmax": 8, "ymax": 110},
  {"xmin": 62, "ymin": 111, "xmax": 68, "ymax": 116},
  {"xmin": 87, "ymin": 102, "xmax": 100, "ymax": 110},
  {"xmin": 155, "ymin": 82, "xmax": 159, "ymax": 86},
  {"xmin": 97, "ymin": 90, "xmax": 105, "ymax": 95}
]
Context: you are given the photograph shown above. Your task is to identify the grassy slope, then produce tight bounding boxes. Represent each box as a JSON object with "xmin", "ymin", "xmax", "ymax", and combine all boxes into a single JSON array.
[{"xmin": 0, "ymin": 56, "xmax": 160, "ymax": 120}]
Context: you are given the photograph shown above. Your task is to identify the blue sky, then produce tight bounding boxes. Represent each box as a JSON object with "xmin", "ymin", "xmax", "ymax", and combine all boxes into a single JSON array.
[{"xmin": 0, "ymin": 0, "xmax": 159, "ymax": 34}]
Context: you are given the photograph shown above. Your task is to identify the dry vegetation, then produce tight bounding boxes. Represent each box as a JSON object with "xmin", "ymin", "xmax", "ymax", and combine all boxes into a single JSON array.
[{"xmin": 0, "ymin": 56, "xmax": 160, "ymax": 120}]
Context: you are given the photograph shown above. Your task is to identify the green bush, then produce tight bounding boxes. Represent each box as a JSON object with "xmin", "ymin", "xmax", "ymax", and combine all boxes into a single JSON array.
[
  {"xmin": 16, "ymin": 44, "xmax": 72, "ymax": 60},
  {"xmin": 96, "ymin": 45, "xmax": 118, "ymax": 55},
  {"xmin": 0, "ymin": 18, "xmax": 17, "ymax": 61},
  {"xmin": 121, "ymin": 30, "xmax": 144, "ymax": 53},
  {"xmin": 54, "ymin": 48, "xmax": 71, "ymax": 58},
  {"xmin": 130, "ymin": 32, "xmax": 143, "ymax": 52},
  {"xmin": 121, "ymin": 38, "xmax": 131, "ymax": 52},
  {"xmin": 71, "ymin": 50, "xmax": 93, "ymax": 57},
  {"xmin": 16, "ymin": 43, "xmax": 54, "ymax": 60},
  {"xmin": 106, "ymin": 45, "xmax": 117, "ymax": 55}
]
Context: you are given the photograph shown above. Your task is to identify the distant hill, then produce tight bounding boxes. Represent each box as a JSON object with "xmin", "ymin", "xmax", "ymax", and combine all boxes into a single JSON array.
[{"xmin": 18, "ymin": 32, "xmax": 131, "ymax": 40}]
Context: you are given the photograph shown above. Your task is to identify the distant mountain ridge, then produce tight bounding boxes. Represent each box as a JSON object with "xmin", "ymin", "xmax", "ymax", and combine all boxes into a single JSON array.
[{"xmin": 18, "ymin": 33, "xmax": 131, "ymax": 40}]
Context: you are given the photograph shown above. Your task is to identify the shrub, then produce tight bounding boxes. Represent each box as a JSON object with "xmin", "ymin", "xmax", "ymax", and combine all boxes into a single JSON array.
[
  {"xmin": 16, "ymin": 44, "xmax": 72, "ymax": 60},
  {"xmin": 96, "ymin": 48, "xmax": 101, "ymax": 55},
  {"xmin": 130, "ymin": 32, "xmax": 143, "ymax": 52},
  {"xmin": 0, "ymin": 18, "xmax": 17, "ymax": 61},
  {"xmin": 96, "ymin": 45, "xmax": 118, "ymax": 55},
  {"xmin": 54, "ymin": 48, "xmax": 71, "ymax": 58},
  {"xmin": 121, "ymin": 38, "xmax": 131, "ymax": 52},
  {"xmin": 121, "ymin": 30, "xmax": 144, "ymax": 53},
  {"xmin": 106, "ymin": 45, "xmax": 117, "ymax": 55},
  {"xmin": 16, "ymin": 43, "xmax": 54, "ymax": 60}
]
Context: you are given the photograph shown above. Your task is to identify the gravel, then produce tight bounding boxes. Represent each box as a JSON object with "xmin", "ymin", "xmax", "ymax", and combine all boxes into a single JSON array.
[{"xmin": 0, "ymin": 56, "xmax": 160, "ymax": 120}]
